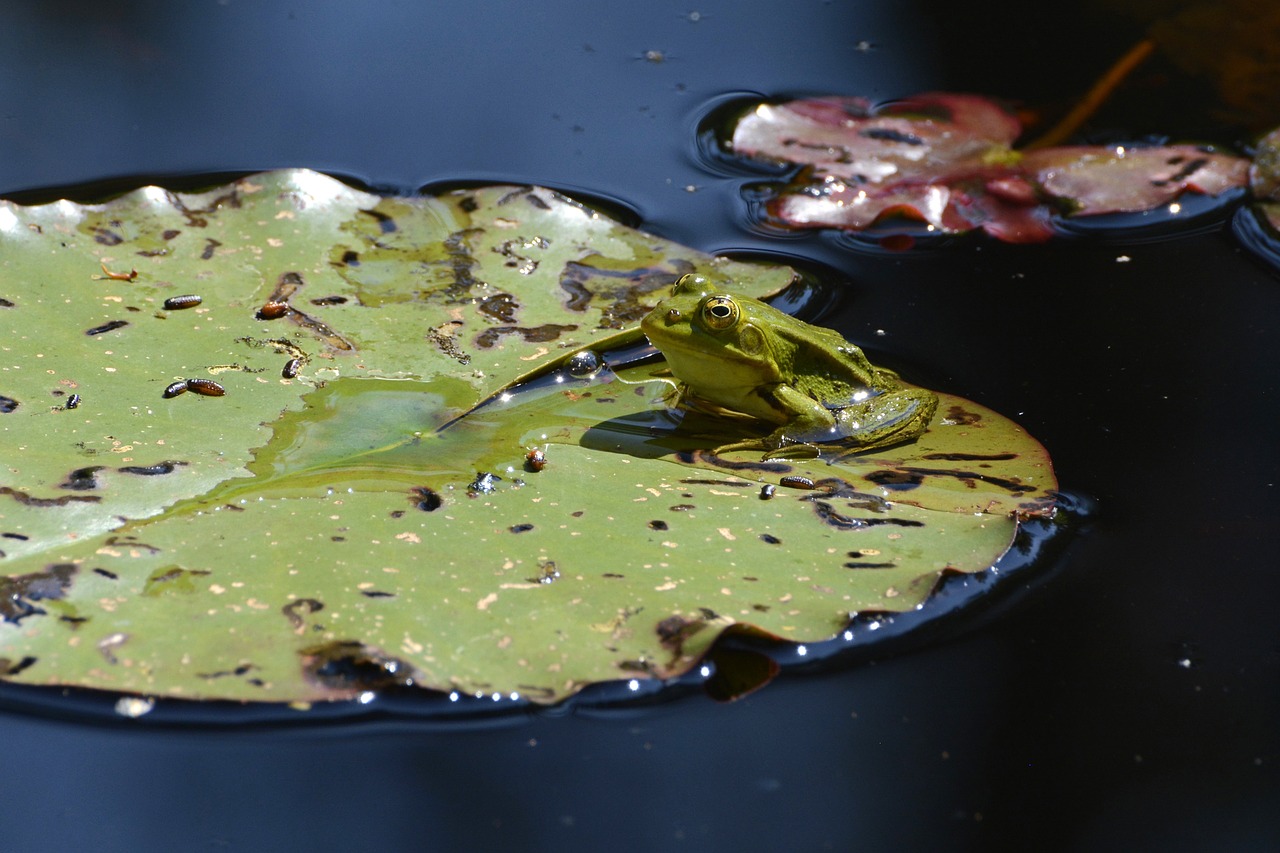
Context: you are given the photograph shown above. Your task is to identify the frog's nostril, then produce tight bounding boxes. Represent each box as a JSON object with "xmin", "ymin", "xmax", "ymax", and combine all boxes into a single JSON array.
[{"xmin": 666, "ymin": 308, "xmax": 681, "ymax": 323}]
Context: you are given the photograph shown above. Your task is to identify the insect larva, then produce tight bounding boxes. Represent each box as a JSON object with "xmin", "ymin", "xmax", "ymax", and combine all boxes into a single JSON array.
[
  {"xmin": 85, "ymin": 320, "xmax": 129, "ymax": 336},
  {"xmin": 778, "ymin": 475, "xmax": 816, "ymax": 490},
  {"xmin": 65, "ymin": 394, "xmax": 81, "ymax": 410},
  {"xmin": 163, "ymin": 294, "xmax": 202, "ymax": 310},
  {"xmin": 186, "ymin": 378, "xmax": 225, "ymax": 397},
  {"xmin": 282, "ymin": 358, "xmax": 301, "ymax": 379},
  {"xmin": 256, "ymin": 301, "xmax": 289, "ymax": 320},
  {"xmin": 162, "ymin": 381, "xmax": 188, "ymax": 398}
]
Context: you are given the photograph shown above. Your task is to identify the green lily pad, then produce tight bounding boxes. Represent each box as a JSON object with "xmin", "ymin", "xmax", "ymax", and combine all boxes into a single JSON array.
[{"xmin": 0, "ymin": 170, "xmax": 1055, "ymax": 708}]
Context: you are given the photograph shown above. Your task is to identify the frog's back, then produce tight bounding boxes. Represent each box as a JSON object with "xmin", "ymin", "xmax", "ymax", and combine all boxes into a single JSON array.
[{"xmin": 777, "ymin": 323, "xmax": 888, "ymax": 401}]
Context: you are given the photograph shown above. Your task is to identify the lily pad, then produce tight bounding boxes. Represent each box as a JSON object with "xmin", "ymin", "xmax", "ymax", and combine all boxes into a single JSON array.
[
  {"xmin": 728, "ymin": 93, "xmax": 1251, "ymax": 243},
  {"xmin": 1, "ymin": 170, "xmax": 1055, "ymax": 708},
  {"xmin": 1249, "ymin": 126, "xmax": 1280, "ymax": 232}
]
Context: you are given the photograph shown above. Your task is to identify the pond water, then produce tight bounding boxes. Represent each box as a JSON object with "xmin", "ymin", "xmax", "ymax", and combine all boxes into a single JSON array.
[{"xmin": 1, "ymin": 2, "xmax": 1277, "ymax": 851}]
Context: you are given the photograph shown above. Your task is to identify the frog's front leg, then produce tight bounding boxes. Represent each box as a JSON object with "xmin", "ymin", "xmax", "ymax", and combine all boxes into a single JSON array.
[
  {"xmin": 831, "ymin": 387, "xmax": 938, "ymax": 455},
  {"xmin": 712, "ymin": 383, "xmax": 838, "ymax": 459}
]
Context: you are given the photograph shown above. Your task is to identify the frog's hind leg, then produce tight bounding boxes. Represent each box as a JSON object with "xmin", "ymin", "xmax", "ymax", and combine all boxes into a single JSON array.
[{"xmin": 835, "ymin": 388, "xmax": 938, "ymax": 456}]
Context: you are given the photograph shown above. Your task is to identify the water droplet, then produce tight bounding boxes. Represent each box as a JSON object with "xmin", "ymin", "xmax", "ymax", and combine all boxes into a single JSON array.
[{"xmin": 566, "ymin": 349, "xmax": 601, "ymax": 378}]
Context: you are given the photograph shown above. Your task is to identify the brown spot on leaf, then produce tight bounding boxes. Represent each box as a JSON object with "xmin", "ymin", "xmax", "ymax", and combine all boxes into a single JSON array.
[
  {"xmin": 59, "ymin": 467, "xmax": 104, "ymax": 491},
  {"xmin": 477, "ymin": 291, "xmax": 520, "ymax": 322},
  {"xmin": 103, "ymin": 534, "xmax": 161, "ymax": 554},
  {"xmin": 473, "ymin": 323, "xmax": 577, "ymax": 349},
  {"xmin": 863, "ymin": 469, "xmax": 925, "ymax": 491},
  {"xmin": 1, "ymin": 656, "xmax": 37, "ymax": 675},
  {"xmin": 169, "ymin": 187, "xmax": 240, "ymax": 228},
  {"xmin": 945, "ymin": 404, "xmax": 982, "ymax": 425},
  {"xmin": 441, "ymin": 228, "xmax": 485, "ymax": 300},
  {"xmin": 0, "ymin": 486, "xmax": 101, "ymax": 507},
  {"xmin": 288, "ymin": 309, "xmax": 354, "ymax": 351},
  {"xmin": 90, "ymin": 226, "xmax": 124, "ymax": 246},
  {"xmin": 921, "ymin": 452, "xmax": 1016, "ymax": 462},
  {"xmin": 282, "ymin": 598, "xmax": 325, "ymax": 632},
  {"xmin": 558, "ymin": 259, "xmax": 692, "ymax": 328},
  {"xmin": 655, "ymin": 613, "xmax": 709, "ymax": 658},
  {"xmin": 876, "ymin": 466, "xmax": 1031, "ymax": 495},
  {"xmin": 141, "ymin": 566, "xmax": 211, "ymax": 596},
  {"xmin": 426, "ymin": 321, "xmax": 471, "ymax": 366},
  {"xmin": 358, "ymin": 208, "xmax": 397, "ymax": 234},
  {"xmin": 411, "ymin": 486, "xmax": 443, "ymax": 511},
  {"xmin": 196, "ymin": 662, "xmax": 260, "ymax": 680},
  {"xmin": 678, "ymin": 450, "xmax": 792, "ymax": 474},
  {"xmin": 300, "ymin": 640, "xmax": 416, "ymax": 692},
  {"xmin": 118, "ymin": 460, "xmax": 186, "ymax": 476},
  {"xmin": 0, "ymin": 563, "xmax": 77, "ymax": 624}
]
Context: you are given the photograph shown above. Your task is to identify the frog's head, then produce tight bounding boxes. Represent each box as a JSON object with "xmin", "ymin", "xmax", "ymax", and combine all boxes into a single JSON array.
[{"xmin": 641, "ymin": 273, "xmax": 783, "ymax": 386}]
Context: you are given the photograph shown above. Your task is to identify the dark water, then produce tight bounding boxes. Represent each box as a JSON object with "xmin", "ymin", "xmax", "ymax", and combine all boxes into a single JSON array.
[{"xmin": 2, "ymin": 2, "xmax": 1278, "ymax": 851}]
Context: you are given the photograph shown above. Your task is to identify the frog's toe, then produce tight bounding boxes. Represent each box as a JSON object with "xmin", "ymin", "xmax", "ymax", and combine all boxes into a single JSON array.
[
  {"xmin": 761, "ymin": 444, "xmax": 821, "ymax": 461},
  {"xmin": 710, "ymin": 437, "xmax": 768, "ymax": 457}
]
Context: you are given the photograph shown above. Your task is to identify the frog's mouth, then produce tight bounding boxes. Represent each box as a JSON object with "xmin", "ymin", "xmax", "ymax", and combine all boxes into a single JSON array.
[{"xmin": 647, "ymin": 332, "xmax": 757, "ymax": 369}]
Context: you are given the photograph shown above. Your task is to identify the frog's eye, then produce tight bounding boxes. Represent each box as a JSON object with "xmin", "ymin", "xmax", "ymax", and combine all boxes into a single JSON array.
[
  {"xmin": 701, "ymin": 295, "xmax": 739, "ymax": 330},
  {"xmin": 673, "ymin": 273, "xmax": 709, "ymax": 296}
]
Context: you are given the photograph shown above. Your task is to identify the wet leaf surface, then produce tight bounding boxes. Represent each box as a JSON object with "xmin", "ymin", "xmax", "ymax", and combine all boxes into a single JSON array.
[
  {"xmin": 1249, "ymin": 126, "xmax": 1280, "ymax": 232},
  {"xmin": 0, "ymin": 170, "xmax": 1055, "ymax": 707},
  {"xmin": 729, "ymin": 93, "xmax": 1253, "ymax": 243}
]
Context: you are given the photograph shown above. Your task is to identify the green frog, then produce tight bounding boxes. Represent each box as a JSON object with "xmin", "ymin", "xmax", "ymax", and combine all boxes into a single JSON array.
[{"xmin": 640, "ymin": 274, "xmax": 937, "ymax": 459}]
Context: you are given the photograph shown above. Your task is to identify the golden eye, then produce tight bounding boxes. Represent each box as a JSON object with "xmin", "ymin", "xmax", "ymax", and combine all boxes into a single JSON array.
[{"xmin": 701, "ymin": 295, "xmax": 739, "ymax": 330}]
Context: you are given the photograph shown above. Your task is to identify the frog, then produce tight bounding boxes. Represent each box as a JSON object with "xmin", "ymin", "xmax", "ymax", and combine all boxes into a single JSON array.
[{"xmin": 639, "ymin": 273, "xmax": 937, "ymax": 459}]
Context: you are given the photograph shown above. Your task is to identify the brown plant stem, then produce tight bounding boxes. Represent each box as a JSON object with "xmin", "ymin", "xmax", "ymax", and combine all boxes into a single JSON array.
[{"xmin": 1024, "ymin": 38, "xmax": 1157, "ymax": 150}]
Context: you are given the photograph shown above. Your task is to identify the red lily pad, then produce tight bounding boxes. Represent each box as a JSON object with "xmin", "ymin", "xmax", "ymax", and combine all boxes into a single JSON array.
[
  {"xmin": 729, "ymin": 93, "xmax": 1253, "ymax": 244},
  {"xmin": 732, "ymin": 93, "xmax": 1021, "ymax": 186},
  {"xmin": 1023, "ymin": 144, "xmax": 1249, "ymax": 215}
]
